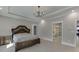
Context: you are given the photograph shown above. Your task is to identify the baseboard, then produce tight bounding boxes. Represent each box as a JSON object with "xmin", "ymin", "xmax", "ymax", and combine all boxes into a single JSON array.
[
  {"xmin": 40, "ymin": 37, "xmax": 76, "ymax": 47},
  {"xmin": 62, "ymin": 42, "xmax": 76, "ymax": 47},
  {"xmin": 40, "ymin": 37, "xmax": 53, "ymax": 42}
]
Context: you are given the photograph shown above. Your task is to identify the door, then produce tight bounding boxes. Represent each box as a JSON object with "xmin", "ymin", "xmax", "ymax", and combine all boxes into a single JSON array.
[{"xmin": 53, "ymin": 22, "xmax": 62, "ymax": 46}]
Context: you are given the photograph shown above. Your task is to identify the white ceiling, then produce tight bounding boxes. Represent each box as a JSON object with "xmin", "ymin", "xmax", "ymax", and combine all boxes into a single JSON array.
[
  {"xmin": 8, "ymin": 6, "xmax": 68, "ymax": 19},
  {"xmin": 0, "ymin": 6, "xmax": 77, "ymax": 22}
]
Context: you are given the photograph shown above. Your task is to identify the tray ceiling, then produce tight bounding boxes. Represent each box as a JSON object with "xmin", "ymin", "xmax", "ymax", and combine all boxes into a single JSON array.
[{"xmin": 0, "ymin": 6, "xmax": 76, "ymax": 22}]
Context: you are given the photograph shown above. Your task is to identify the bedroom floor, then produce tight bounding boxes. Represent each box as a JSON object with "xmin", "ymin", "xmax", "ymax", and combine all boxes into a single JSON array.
[
  {"xmin": 0, "ymin": 39, "xmax": 79, "ymax": 52},
  {"xmin": 18, "ymin": 39, "xmax": 79, "ymax": 52}
]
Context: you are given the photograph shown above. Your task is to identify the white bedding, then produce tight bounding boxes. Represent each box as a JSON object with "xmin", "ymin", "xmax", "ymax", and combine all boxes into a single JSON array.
[{"xmin": 13, "ymin": 33, "xmax": 38, "ymax": 42}]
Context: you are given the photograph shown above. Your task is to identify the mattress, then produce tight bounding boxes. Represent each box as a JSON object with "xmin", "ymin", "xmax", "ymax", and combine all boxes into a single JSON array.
[{"xmin": 13, "ymin": 33, "xmax": 38, "ymax": 42}]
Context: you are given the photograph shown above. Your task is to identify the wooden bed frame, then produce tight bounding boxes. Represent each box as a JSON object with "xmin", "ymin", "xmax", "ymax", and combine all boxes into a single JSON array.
[{"xmin": 11, "ymin": 25, "xmax": 40, "ymax": 51}]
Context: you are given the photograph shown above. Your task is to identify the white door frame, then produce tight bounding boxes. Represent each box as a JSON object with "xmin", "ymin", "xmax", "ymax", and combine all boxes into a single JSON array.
[
  {"xmin": 75, "ymin": 19, "xmax": 79, "ymax": 47},
  {"xmin": 52, "ymin": 21, "xmax": 63, "ymax": 44}
]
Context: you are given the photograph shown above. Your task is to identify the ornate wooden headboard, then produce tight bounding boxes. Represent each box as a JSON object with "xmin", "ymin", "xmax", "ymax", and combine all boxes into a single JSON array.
[
  {"xmin": 11, "ymin": 25, "xmax": 30, "ymax": 42},
  {"xmin": 12, "ymin": 25, "xmax": 30, "ymax": 34}
]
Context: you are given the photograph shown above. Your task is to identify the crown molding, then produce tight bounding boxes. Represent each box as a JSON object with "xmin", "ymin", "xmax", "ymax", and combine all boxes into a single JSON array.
[
  {"xmin": 0, "ymin": 6, "xmax": 76, "ymax": 22},
  {"xmin": 43, "ymin": 6, "xmax": 75, "ymax": 19},
  {"xmin": 47, "ymin": 6, "xmax": 79, "ymax": 21},
  {"xmin": 7, "ymin": 6, "xmax": 75, "ymax": 21}
]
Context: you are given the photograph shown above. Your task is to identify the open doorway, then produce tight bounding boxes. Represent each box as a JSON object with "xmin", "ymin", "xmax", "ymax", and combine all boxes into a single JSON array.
[
  {"xmin": 52, "ymin": 21, "xmax": 63, "ymax": 47},
  {"xmin": 76, "ymin": 20, "xmax": 79, "ymax": 47}
]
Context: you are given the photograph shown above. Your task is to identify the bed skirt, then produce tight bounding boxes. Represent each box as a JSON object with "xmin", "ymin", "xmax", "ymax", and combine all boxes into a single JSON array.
[{"xmin": 15, "ymin": 38, "xmax": 40, "ymax": 51}]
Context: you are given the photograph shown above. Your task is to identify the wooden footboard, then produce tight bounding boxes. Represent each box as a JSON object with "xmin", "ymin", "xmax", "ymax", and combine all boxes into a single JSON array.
[{"xmin": 15, "ymin": 38, "xmax": 40, "ymax": 51}]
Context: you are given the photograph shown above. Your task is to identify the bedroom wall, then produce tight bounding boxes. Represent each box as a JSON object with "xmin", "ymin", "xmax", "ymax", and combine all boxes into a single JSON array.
[
  {"xmin": 39, "ymin": 10, "xmax": 77, "ymax": 47},
  {"xmin": 62, "ymin": 13, "xmax": 77, "ymax": 47},
  {"xmin": 38, "ymin": 21, "xmax": 53, "ymax": 41},
  {"xmin": 38, "ymin": 19, "xmax": 63, "ymax": 41},
  {"xmin": 0, "ymin": 16, "xmax": 37, "ymax": 36}
]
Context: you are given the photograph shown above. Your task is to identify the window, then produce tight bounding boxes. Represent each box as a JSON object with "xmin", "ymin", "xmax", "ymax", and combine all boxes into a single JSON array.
[{"xmin": 32, "ymin": 24, "xmax": 37, "ymax": 35}]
